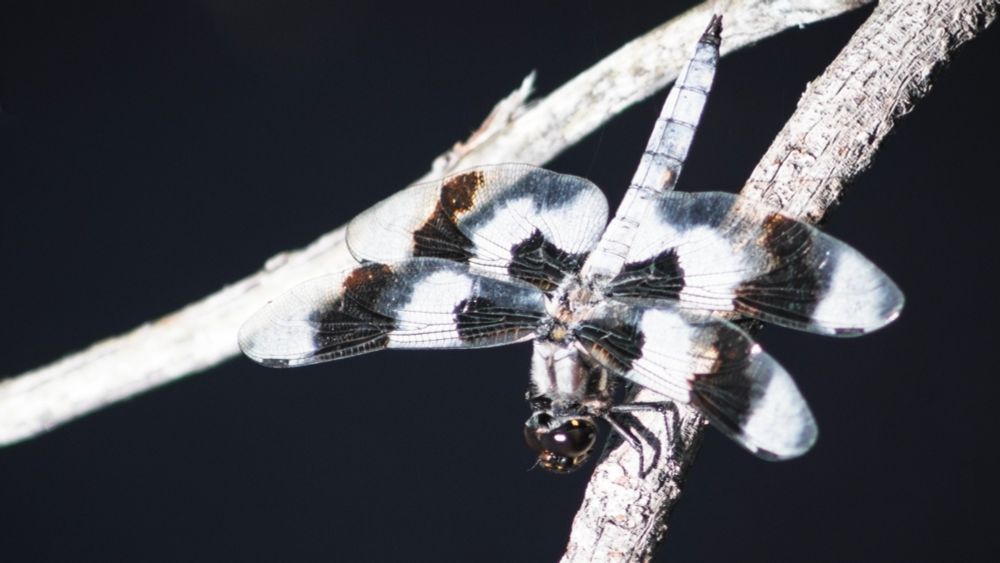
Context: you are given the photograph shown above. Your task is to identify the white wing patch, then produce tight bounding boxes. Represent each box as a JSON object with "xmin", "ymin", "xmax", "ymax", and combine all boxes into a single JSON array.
[
  {"xmin": 629, "ymin": 308, "xmax": 702, "ymax": 401},
  {"xmin": 388, "ymin": 269, "xmax": 475, "ymax": 347},
  {"xmin": 624, "ymin": 203, "xmax": 682, "ymax": 263},
  {"xmin": 673, "ymin": 225, "xmax": 746, "ymax": 311},
  {"xmin": 541, "ymin": 185, "xmax": 609, "ymax": 253},
  {"xmin": 465, "ymin": 195, "xmax": 536, "ymax": 270}
]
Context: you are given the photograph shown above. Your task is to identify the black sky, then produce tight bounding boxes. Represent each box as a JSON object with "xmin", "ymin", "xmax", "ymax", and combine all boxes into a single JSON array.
[{"xmin": 2, "ymin": 2, "xmax": 999, "ymax": 562}]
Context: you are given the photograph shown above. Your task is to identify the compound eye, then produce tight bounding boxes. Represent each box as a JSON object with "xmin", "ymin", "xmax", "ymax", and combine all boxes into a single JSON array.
[
  {"xmin": 524, "ymin": 416, "xmax": 597, "ymax": 473},
  {"xmin": 542, "ymin": 419, "xmax": 597, "ymax": 457},
  {"xmin": 523, "ymin": 413, "xmax": 552, "ymax": 453}
]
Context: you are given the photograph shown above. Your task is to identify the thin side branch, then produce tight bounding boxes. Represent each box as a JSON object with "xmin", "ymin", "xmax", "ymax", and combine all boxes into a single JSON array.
[
  {"xmin": 0, "ymin": 0, "xmax": 867, "ymax": 447},
  {"xmin": 561, "ymin": 1, "xmax": 999, "ymax": 561}
]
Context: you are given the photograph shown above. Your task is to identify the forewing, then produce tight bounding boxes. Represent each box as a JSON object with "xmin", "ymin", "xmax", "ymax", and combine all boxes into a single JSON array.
[
  {"xmin": 239, "ymin": 258, "xmax": 546, "ymax": 367},
  {"xmin": 607, "ymin": 191, "xmax": 903, "ymax": 336},
  {"xmin": 575, "ymin": 302, "xmax": 816, "ymax": 460},
  {"xmin": 347, "ymin": 164, "xmax": 609, "ymax": 291}
]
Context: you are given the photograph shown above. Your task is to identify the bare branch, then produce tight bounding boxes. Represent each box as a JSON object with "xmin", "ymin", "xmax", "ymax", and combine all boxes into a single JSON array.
[
  {"xmin": 561, "ymin": 1, "xmax": 999, "ymax": 561},
  {"xmin": 418, "ymin": 0, "xmax": 876, "ymax": 178},
  {"xmin": 0, "ymin": 0, "xmax": 868, "ymax": 448}
]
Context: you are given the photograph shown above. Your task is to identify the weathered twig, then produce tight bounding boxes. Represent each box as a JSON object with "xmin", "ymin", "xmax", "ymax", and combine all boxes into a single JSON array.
[
  {"xmin": 0, "ymin": 0, "xmax": 868, "ymax": 447},
  {"xmin": 561, "ymin": 1, "xmax": 998, "ymax": 561}
]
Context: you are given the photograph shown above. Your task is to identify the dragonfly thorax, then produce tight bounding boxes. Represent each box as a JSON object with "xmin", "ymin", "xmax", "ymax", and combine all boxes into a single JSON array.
[{"xmin": 542, "ymin": 274, "xmax": 607, "ymax": 342}]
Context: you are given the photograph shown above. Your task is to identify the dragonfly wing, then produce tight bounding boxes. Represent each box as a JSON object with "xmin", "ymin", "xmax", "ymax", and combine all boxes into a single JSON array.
[
  {"xmin": 240, "ymin": 258, "xmax": 546, "ymax": 367},
  {"xmin": 575, "ymin": 302, "xmax": 816, "ymax": 460},
  {"xmin": 347, "ymin": 164, "xmax": 608, "ymax": 291},
  {"xmin": 607, "ymin": 191, "xmax": 903, "ymax": 336}
]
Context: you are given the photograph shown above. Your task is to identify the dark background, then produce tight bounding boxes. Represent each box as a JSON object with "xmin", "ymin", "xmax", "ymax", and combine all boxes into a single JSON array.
[{"xmin": 2, "ymin": 1, "xmax": 998, "ymax": 561}]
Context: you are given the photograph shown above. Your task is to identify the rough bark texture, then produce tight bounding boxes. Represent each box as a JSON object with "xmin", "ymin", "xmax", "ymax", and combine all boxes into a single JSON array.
[
  {"xmin": 425, "ymin": 0, "xmax": 875, "ymax": 177},
  {"xmin": 560, "ymin": 1, "xmax": 998, "ymax": 562},
  {"xmin": 0, "ymin": 0, "xmax": 868, "ymax": 447}
]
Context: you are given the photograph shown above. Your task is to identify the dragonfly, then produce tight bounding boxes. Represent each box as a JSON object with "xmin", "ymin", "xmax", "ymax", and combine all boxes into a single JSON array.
[{"xmin": 239, "ymin": 16, "xmax": 903, "ymax": 473}]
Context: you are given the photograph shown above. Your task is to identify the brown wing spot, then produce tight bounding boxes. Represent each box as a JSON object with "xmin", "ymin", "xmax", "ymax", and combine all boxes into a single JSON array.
[
  {"xmin": 441, "ymin": 170, "xmax": 485, "ymax": 216},
  {"xmin": 705, "ymin": 338, "xmax": 741, "ymax": 377},
  {"xmin": 342, "ymin": 263, "xmax": 394, "ymax": 295},
  {"xmin": 759, "ymin": 213, "xmax": 802, "ymax": 257}
]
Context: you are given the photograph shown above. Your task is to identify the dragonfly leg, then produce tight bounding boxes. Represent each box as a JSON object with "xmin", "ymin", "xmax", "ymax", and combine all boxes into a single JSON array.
[
  {"xmin": 605, "ymin": 400, "xmax": 683, "ymax": 477},
  {"xmin": 610, "ymin": 400, "xmax": 683, "ymax": 460},
  {"xmin": 605, "ymin": 412, "xmax": 653, "ymax": 477}
]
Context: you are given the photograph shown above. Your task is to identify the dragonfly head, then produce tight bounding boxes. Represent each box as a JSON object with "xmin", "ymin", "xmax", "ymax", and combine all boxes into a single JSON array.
[{"xmin": 523, "ymin": 412, "xmax": 597, "ymax": 473}]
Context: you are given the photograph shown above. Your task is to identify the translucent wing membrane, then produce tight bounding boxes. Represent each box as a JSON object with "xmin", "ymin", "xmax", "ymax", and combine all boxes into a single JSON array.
[
  {"xmin": 575, "ymin": 302, "xmax": 816, "ymax": 460},
  {"xmin": 607, "ymin": 191, "xmax": 904, "ymax": 336},
  {"xmin": 239, "ymin": 258, "xmax": 546, "ymax": 367},
  {"xmin": 347, "ymin": 164, "xmax": 609, "ymax": 291}
]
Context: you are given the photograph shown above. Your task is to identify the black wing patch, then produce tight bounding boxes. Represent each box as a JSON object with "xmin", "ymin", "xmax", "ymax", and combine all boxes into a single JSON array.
[{"xmin": 604, "ymin": 247, "xmax": 685, "ymax": 302}]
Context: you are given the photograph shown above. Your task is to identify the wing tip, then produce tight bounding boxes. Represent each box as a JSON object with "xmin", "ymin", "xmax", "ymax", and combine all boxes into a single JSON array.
[
  {"xmin": 884, "ymin": 278, "xmax": 906, "ymax": 321},
  {"xmin": 828, "ymin": 276, "xmax": 905, "ymax": 337},
  {"xmin": 238, "ymin": 329, "xmax": 314, "ymax": 369},
  {"xmin": 748, "ymin": 412, "xmax": 818, "ymax": 461},
  {"xmin": 738, "ymin": 369, "xmax": 818, "ymax": 462},
  {"xmin": 237, "ymin": 305, "xmax": 318, "ymax": 369},
  {"xmin": 809, "ymin": 251, "xmax": 906, "ymax": 337},
  {"xmin": 237, "ymin": 317, "xmax": 285, "ymax": 368}
]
